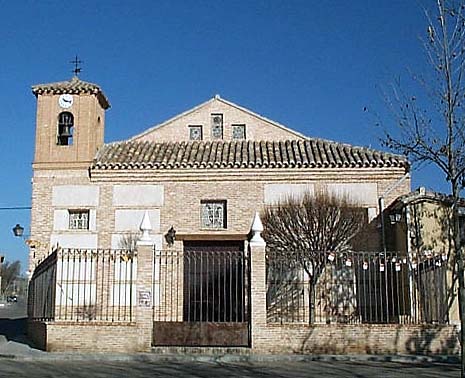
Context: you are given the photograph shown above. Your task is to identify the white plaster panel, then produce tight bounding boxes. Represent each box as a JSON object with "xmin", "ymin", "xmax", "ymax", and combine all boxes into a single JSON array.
[
  {"xmin": 264, "ymin": 184, "xmax": 314, "ymax": 205},
  {"xmin": 113, "ymin": 185, "xmax": 164, "ymax": 206},
  {"xmin": 114, "ymin": 210, "xmax": 160, "ymax": 232},
  {"xmin": 52, "ymin": 185, "xmax": 100, "ymax": 207},
  {"xmin": 57, "ymin": 259, "xmax": 95, "ymax": 281},
  {"xmin": 111, "ymin": 234, "xmax": 162, "ymax": 249},
  {"xmin": 326, "ymin": 183, "xmax": 378, "ymax": 206},
  {"xmin": 89, "ymin": 210, "xmax": 97, "ymax": 231},
  {"xmin": 53, "ymin": 210, "xmax": 69, "ymax": 231},
  {"xmin": 111, "ymin": 260, "xmax": 138, "ymax": 305},
  {"xmin": 56, "ymin": 284, "xmax": 96, "ymax": 306},
  {"xmin": 50, "ymin": 233, "xmax": 98, "ymax": 249},
  {"xmin": 110, "ymin": 284, "xmax": 136, "ymax": 306},
  {"xmin": 53, "ymin": 209, "xmax": 97, "ymax": 231},
  {"xmin": 367, "ymin": 207, "xmax": 378, "ymax": 223}
]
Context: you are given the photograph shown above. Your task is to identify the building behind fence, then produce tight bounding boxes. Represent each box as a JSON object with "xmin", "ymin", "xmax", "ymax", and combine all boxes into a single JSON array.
[
  {"xmin": 267, "ymin": 250, "xmax": 448, "ymax": 325},
  {"xmin": 29, "ymin": 248, "xmax": 136, "ymax": 323}
]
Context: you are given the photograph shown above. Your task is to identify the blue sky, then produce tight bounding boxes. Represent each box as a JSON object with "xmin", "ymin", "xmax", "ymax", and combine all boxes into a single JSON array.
[{"xmin": 0, "ymin": 0, "xmax": 443, "ymax": 271}]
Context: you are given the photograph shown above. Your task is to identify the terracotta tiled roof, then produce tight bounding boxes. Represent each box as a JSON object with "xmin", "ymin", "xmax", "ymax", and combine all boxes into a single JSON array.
[
  {"xmin": 388, "ymin": 187, "xmax": 465, "ymax": 210},
  {"xmin": 32, "ymin": 76, "xmax": 110, "ymax": 109},
  {"xmin": 91, "ymin": 139, "xmax": 408, "ymax": 171}
]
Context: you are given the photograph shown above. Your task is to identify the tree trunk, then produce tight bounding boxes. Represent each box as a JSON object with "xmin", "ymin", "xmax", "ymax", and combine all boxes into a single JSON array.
[{"xmin": 452, "ymin": 180, "xmax": 465, "ymax": 377}]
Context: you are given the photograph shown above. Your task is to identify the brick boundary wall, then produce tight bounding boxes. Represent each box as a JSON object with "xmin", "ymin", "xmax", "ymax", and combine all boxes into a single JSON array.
[
  {"xmin": 253, "ymin": 324, "xmax": 460, "ymax": 355},
  {"xmin": 28, "ymin": 321, "xmax": 460, "ymax": 355},
  {"xmin": 29, "ymin": 321, "xmax": 140, "ymax": 353}
]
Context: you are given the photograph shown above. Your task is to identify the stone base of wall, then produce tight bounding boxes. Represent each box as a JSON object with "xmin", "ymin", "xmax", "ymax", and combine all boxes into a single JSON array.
[
  {"xmin": 254, "ymin": 324, "xmax": 461, "ymax": 355},
  {"xmin": 28, "ymin": 321, "xmax": 143, "ymax": 353}
]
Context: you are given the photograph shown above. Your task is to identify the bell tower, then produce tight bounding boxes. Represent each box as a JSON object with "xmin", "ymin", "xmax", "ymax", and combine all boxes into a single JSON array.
[{"xmin": 31, "ymin": 76, "xmax": 111, "ymax": 169}]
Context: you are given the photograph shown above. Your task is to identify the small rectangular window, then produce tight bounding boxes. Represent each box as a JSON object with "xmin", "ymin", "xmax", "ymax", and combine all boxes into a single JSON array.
[
  {"xmin": 189, "ymin": 125, "xmax": 203, "ymax": 141},
  {"xmin": 232, "ymin": 124, "xmax": 246, "ymax": 140},
  {"xmin": 201, "ymin": 200, "xmax": 227, "ymax": 229},
  {"xmin": 211, "ymin": 114, "xmax": 223, "ymax": 139},
  {"xmin": 69, "ymin": 210, "xmax": 90, "ymax": 230}
]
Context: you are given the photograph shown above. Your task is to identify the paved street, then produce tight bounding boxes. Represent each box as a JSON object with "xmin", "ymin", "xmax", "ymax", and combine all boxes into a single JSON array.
[
  {"xmin": 0, "ymin": 359, "xmax": 458, "ymax": 378},
  {"xmin": 0, "ymin": 300, "xmax": 459, "ymax": 377},
  {"xmin": 0, "ymin": 298, "xmax": 27, "ymax": 339}
]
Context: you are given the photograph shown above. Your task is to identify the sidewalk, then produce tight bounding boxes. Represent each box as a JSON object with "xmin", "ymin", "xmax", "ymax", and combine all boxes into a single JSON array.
[
  {"xmin": 0, "ymin": 336, "xmax": 459, "ymax": 365},
  {"xmin": 0, "ymin": 302, "xmax": 460, "ymax": 364}
]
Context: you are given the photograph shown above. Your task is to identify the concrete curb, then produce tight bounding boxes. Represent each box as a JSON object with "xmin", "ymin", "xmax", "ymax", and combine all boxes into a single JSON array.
[{"xmin": 0, "ymin": 351, "xmax": 459, "ymax": 364}]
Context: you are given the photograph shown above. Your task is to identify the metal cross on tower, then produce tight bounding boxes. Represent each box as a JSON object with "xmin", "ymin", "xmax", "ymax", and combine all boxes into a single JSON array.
[{"xmin": 70, "ymin": 55, "xmax": 83, "ymax": 76}]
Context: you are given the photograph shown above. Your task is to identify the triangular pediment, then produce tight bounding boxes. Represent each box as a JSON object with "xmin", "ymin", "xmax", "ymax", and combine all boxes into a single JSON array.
[{"xmin": 130, "ymin": 95, "xmax": 306, "ymax": 143}]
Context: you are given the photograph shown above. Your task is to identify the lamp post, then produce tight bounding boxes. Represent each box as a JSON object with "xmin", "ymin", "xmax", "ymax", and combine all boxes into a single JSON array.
[{"xmin": 0, "ymin": 254, "xmax": 3, "ymax": 301}]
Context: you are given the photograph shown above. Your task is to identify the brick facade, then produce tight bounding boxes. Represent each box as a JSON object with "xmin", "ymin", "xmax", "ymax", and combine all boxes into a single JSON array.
[{"xmin": 29, "ymin": 167, "xmax": 410, "ymax": 267}]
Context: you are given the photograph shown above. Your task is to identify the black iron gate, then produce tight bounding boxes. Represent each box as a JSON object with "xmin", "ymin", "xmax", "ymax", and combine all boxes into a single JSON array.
[{"xmin": 152, "ymin": 241, "xmax": 250, "ymax": 346}]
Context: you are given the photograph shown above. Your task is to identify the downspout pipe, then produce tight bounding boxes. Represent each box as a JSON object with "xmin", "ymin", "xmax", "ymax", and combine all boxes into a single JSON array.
[{"xmin": 379, "ymin": 173, "xmax": 410, "ymax": 252}]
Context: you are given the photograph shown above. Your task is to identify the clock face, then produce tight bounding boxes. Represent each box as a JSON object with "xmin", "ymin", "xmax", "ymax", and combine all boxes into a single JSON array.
[{"xmin": 58, "ymin": 94, "xmax": 73, "ymax": 109}]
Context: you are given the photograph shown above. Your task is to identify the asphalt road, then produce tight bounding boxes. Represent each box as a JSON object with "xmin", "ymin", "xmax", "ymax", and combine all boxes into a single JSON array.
[{"xmin": 0, "ymin": 359, "xmax": 458, "ymax": 378}]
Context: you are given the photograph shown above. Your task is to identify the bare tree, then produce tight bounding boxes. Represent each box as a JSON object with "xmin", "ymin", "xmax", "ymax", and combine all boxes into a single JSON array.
[
  {"xmin": 261, "ymin": 191, "xmax": 366, "ymax": 322},
  {"xmin": 118, "ymin": 232, "xmax": 140, "ymax": 251},
  {"xmin": 380, "ymin": 1, "xmax": 465, "ymax": 374},
  {"xmin": 0, "ymin": 261, "xmax": 21, "ymax": 296}
]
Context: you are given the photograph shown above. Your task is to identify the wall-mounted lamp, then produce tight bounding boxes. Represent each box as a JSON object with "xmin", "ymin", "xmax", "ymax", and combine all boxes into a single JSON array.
[{"xmin": 165, "ymin": 226, "xmax": 176, "ymax": 246}]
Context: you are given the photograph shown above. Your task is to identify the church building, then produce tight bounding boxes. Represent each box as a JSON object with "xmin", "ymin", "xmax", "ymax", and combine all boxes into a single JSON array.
[
  {"xmin": 26, "ymin": 75, "xmax": 421, "ymax": 353},
  {"xmin": 29, "ymin": 76, "xmax": 409, "ymax": 267}
]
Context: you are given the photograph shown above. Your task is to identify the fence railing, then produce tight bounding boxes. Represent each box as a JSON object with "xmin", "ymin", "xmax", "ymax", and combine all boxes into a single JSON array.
[
  {"xmin": 30, "ymin": 246, "xmax": 448, "ymax": 326},
  {"xmin": 266, "ymin": 250, "xmax": 448, "ymax": 325},
  {"xmin": 153, "ymin": 248, "xmax": 250, "ymax": 323},
  {"xmin": 28, "ymin": 250, "xmax": 58, "ymax": 321},
  {"xmin": 29, "ymin": 248, "xmax": 136, "ymax": 322}
]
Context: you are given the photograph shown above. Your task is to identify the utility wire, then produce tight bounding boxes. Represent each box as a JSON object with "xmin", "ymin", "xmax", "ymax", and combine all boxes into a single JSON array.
[{"xmin": 0, "ymin": 207, "xmax": 31, "ymax": 210}]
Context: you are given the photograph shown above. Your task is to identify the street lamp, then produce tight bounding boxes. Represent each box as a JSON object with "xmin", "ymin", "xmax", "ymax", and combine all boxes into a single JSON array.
[
  {"xmin": 12, "ymin": 223, "xmax": 40, "ymax": 249},
  {"xmin": 12, "ymin": 224, "xmax": 25, "ymax": 238}
]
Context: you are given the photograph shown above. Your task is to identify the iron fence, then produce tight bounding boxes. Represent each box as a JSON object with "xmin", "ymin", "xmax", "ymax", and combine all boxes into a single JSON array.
[
  {"xmin": 153, "ymin": 247, "xmax": 250, "ymax": 323},
  {"xmin": 266, "ymin": 250, "xmax": 448, "ymax": 325},
  {"xmin": 29, "ymin": 248, "xmax": 136, "ymax": 322},
  {"xmin": 28, "ymin": 250, "xmax": 57, "ymax": 321}
]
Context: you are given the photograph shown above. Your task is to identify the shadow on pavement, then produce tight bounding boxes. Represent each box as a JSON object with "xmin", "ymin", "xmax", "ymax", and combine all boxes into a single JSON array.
[
  {"xmin": 0, "ymin": 317, "xmax": 32, "ymax": 344},
  {"xmin": 0, "ymin": 299, "xmax": 36, "ymax": 348}
]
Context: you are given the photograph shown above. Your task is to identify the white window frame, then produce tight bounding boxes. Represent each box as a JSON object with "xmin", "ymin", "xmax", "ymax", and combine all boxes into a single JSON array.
[{"xmin": 68, "ymin": 209, "xmax": 90, "ymax": 230}]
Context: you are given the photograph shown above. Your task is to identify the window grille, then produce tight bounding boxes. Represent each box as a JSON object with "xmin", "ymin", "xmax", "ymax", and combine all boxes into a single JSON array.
[
  {"xmin": 201, "ymin": 201, "xmax": 226, "ymax": 228},
  {"xmin": 69, "ymin": 210, "xmax": 90, "ymax": 230},
  {"xmin": 189, "ymin": 125, "xmax": 203, "ymax": 140},
  {"xmin": 211, "ymin": 114, "xmax": 223, "ymax": 139},
  {"xmin": 232, "ymin": 124, "xmax": 246, "ymax": 140}
]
